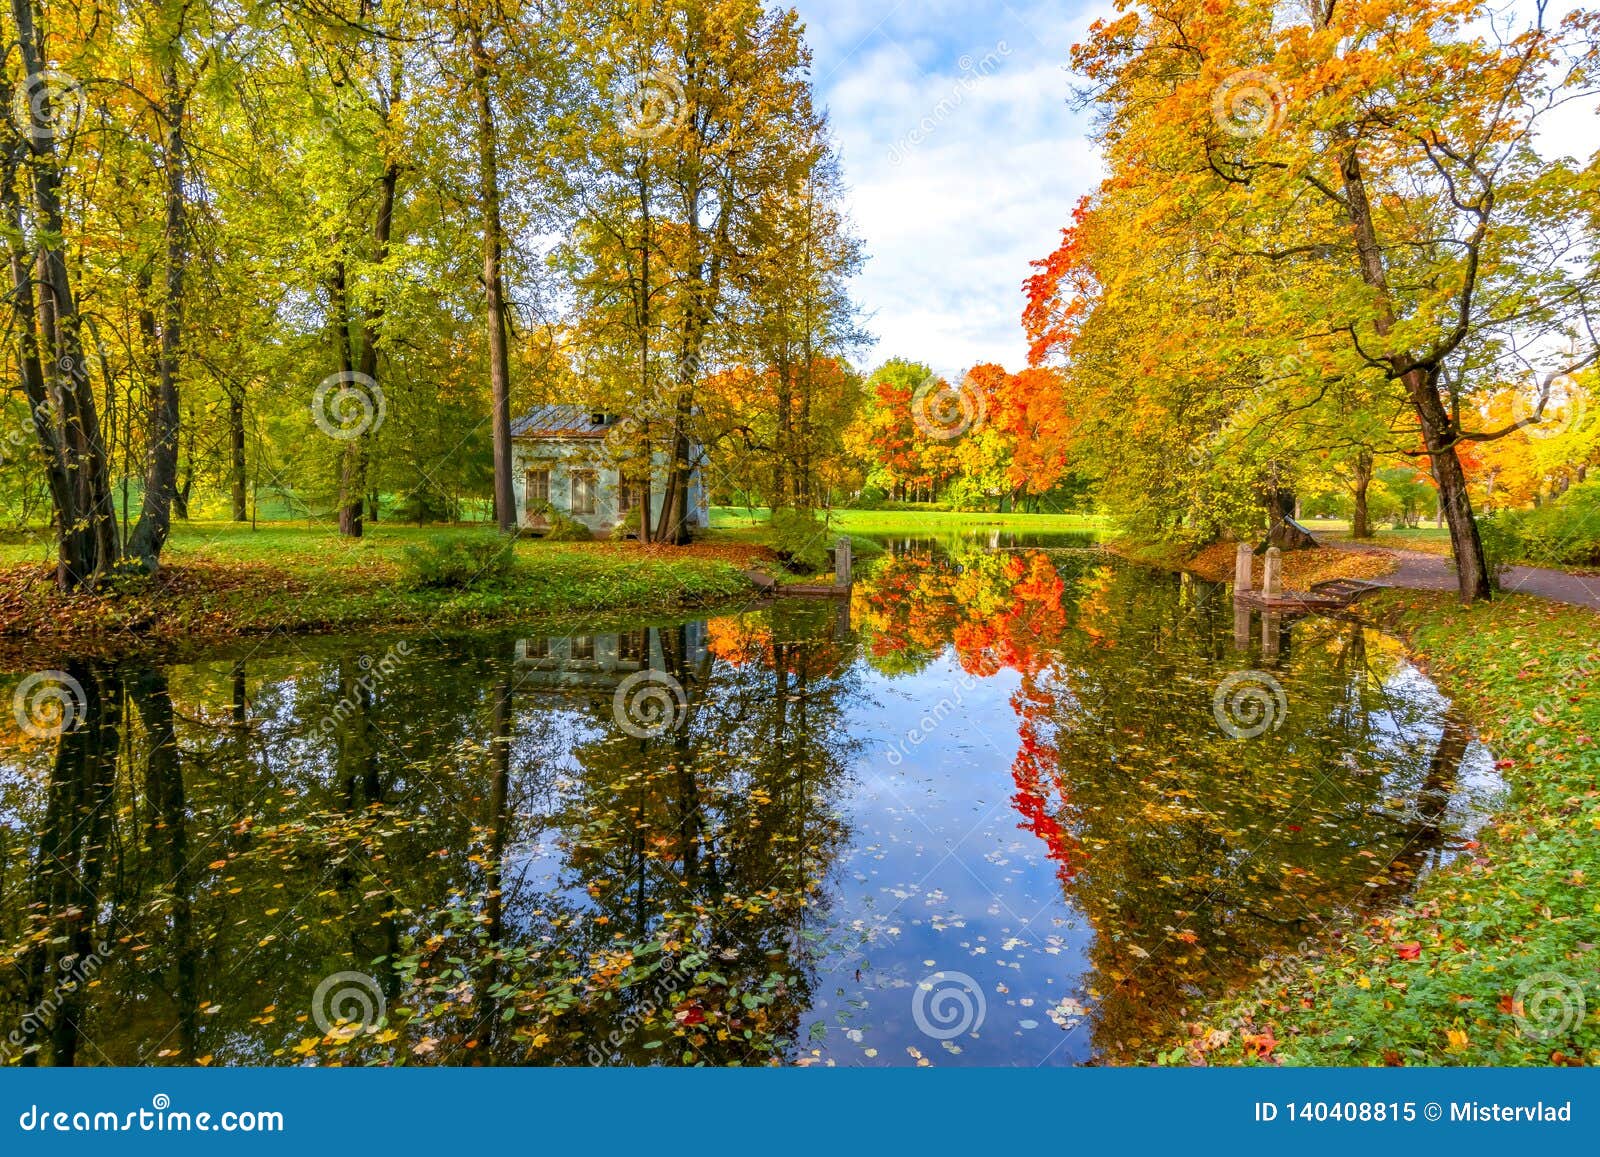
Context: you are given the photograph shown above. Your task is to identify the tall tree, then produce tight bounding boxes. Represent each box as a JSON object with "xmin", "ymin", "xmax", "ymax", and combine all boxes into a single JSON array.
[
  {"xmin": 5, "ymin": 0, "xmax": 120, "ymax": 588},
  {"xmin": 1052, "ymin": 0, "xmax": 1600, "ymax": 601}
]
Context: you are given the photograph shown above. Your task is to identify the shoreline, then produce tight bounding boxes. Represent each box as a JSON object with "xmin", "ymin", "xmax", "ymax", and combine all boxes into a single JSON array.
[
  {"xmin": 1110, "ymin": 538, "xmax": 1600, "ymax": 1066},
  {"xmin": 0, "ymin": 544, "xmax": 764, "ymax": 665}
]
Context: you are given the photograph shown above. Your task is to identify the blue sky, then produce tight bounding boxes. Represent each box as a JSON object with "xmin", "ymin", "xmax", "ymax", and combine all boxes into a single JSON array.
[
  {"xmin": 794, "ymin": 0, "xmax": 1599, "ymax": 381},
  {"xmin": 795, "ymin": 0, "xmax": 1113, "ymax": 378}
]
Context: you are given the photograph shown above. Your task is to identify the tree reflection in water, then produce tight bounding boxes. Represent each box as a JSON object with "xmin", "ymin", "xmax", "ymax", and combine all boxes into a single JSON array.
[{"xmin": 0, "ymin": 549, "xmax": 1497, "ymax": 1066}]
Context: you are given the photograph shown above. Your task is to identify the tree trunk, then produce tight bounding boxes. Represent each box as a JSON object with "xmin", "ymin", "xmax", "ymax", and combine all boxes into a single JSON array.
[
  {"xmin": 6, "ymin": 1, "xmax": 119, "ymax": 589},
  {"xmin": 131, "ymin": 666, "xmax": 197, "ymax": 1060},
  {"xmin": 470, "ymin": 27, "xmax": 515, "ymax": 536},
  {"xmin": 229, "ymin": 390, "xmax": 247, "ymax": 520},
  {"xmin": 339, "ymin": 78, "xmax": 400, "ymax": 539},
  {"xmin": 1350, "ymin": 450, "xmax": 1373, "ymax": 539},
  {"xmin": 1265, "ymin": 487, "xmax": 1318, "ymax": 550},
  {"xmin": 127, "ymin": 57, "xmax": 187, "ymax": 571},
  {"xmin": 1340, "ymin": 145, "xmax": 1490, "ymax": 602},
  {"xmin": 774, "ymin": 336, "xmax": 792, "ymax": 507},
  {"xmin": 1414, "ymin": 379, "xmax": 1493, "ymax": 600},
  {"xmin": 652, "ymin": 394, "xmax": 694, "ymax": 545}
]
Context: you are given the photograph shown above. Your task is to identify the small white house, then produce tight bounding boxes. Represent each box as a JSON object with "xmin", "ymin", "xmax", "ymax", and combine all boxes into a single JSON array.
[{"xmin": 510, "ymin": 405, "xmax": 709, "ymax": 536}]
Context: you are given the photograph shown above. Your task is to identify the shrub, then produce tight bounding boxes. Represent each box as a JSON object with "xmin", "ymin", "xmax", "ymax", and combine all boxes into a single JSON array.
[
  {"xmin": 609, "ymin": 508, "xmax": 641, "ymax": 541},
  {"xmin": 539, "ymin": 508, "xmax": 594, "ymax": 541},
  {"xmin": 402, "ymin": 534, "xmax": 515, "ymax": 589},
  {"xmin": 1475, "ymin": 482, "xmax": 1600, "ymax": 579},
  {"xmin": 769, "ymin": 506, "xmax": 834, "ymax": 573},
  {"xmin": 1515, "ymin": 481, "xmax": 1600, "ymax": 567},
  {"xmin": 390, "ymin": 484, "xmax": 458, "ymax": 525},
  {"xmin": 1475, "ymin": 511, "xmax": 1523, "ymax": 590}
]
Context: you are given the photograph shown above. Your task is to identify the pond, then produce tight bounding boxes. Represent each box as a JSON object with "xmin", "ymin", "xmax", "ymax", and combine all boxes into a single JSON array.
[{"xmin": 0, "ymin": 541, "xmax": 1501, "ymax": 1066}]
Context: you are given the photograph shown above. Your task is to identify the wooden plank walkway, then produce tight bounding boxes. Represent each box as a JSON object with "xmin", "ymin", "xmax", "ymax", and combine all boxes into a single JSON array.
[
  {"xmin": 1234, "ymin": 578, "xmax": 1387, "ymax": 614},
  {"xmin": 742, "ymin": 569, "xmax": 851, "ymax": 599}
]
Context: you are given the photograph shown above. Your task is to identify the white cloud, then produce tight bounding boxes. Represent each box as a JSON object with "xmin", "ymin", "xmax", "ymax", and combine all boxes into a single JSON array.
[
  {"xmin": 801, "ymin": 0, "xmax": 1598, "ymax": 380},
  {"xmin": 802, "ymin": 0, "xmax": 1112, "ymax": 377}
]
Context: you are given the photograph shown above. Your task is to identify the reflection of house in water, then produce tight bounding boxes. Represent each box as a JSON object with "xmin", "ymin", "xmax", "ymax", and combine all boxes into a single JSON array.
[{"xmin": 514, "ymin": 623, "xmax": 710, "ymax": 693}]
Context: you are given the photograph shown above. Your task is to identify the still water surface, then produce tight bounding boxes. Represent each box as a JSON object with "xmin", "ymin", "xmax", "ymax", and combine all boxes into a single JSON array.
[{"xmin": 0, "ymin": 541, "xmax": 1499, "ymax": 1065}]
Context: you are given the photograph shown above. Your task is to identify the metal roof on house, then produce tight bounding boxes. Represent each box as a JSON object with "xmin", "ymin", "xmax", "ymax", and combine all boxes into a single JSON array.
[{"xmin": 511, "ymin": 405, "xmax": 614, "ymax": 439}]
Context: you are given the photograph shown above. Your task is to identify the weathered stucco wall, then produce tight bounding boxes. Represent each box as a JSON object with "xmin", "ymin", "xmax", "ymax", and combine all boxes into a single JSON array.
[{"xmin": 512, "ymin": 439, "xmax": 708, "ymax": 535}]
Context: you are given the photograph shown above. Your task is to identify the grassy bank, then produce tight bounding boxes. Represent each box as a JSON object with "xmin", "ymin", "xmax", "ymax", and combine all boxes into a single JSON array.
[
  {"xmin": 1162, "ymin": 589, "xmax": 1600, "ymax": 1066},
  {"xmin": 0, "ymin": 521, "xmax": 758, "ymax": 652},
  {"xmin": 0, "ymin": 508, "xmax": 1102, "ymax": 649}
]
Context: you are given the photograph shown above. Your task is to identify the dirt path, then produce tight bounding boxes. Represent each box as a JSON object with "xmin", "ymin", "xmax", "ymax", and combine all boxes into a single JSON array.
[{"xmin": 1324, "ymin": 538, "xmax": 1600, "ymax": 610}]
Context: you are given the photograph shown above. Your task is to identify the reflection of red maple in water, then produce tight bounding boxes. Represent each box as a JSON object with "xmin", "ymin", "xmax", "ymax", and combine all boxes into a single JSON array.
[
  {"xmin": 857, "ymin": 550, "xmax": 1085, "ymax": 882},
  {"xmin": 1010, "ymin": 681, "xmax": 1086, "ymax": 886}
]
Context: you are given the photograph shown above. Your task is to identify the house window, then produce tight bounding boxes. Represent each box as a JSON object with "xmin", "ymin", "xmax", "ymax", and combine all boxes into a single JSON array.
[
  {"xmin": 524, "ymin": 638, "xmax": 550, "ymax": 660},
  {"xmin": 617, "ymin": 630, "xmax": 646, "ymax": 664},
  {"xmin": 570, "ymin": 635, "xmax": 595, "ymax": 661},
  {"xmin": 524, "ymin": 469, "xmax": 550, "ymax": 510},
  {"xmin": 618, "ymin": 482, "xmax": 642, "ymax": 514},
  {"xmin": 571, "ymin": 470, "xmax": 598, "ymax": 516}
]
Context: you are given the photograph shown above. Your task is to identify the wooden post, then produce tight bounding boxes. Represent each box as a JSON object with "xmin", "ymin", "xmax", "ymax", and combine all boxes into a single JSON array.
[
  {"xmin": 1234, "ymin": 542, "xmax": 1254, "ymax": 594},
  {"xmin": 834, "ymin": 536, "xmax": 852, "ymax": 587},
  {"xmin": 1263, "ymin": 546, "xmax": 1283, "ymax": 599}
]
